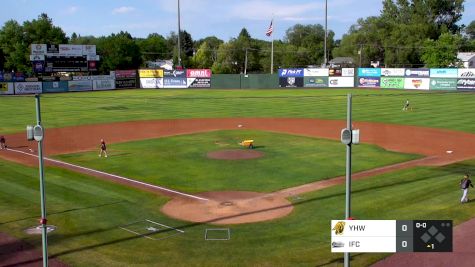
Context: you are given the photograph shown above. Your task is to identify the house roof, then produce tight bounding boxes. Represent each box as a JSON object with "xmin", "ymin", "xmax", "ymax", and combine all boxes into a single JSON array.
[{"xmin": 457, "ymin": 52, "xmax": 475, "ymax": 62}]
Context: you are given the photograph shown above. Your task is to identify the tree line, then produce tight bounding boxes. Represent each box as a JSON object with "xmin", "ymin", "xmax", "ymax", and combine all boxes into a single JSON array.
[{"xmin": 1, "ymin": 1, "xmax": 475, "ymax": 75}]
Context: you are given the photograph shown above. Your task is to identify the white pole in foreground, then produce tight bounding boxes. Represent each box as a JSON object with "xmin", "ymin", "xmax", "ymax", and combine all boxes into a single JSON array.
[
  {"xmin": 36, "ymin": 94, "xmax": 48, "ymax": 267},
  {"xmin": 344, "ymin": 93, "xmax": 352, "ymax": 267}
]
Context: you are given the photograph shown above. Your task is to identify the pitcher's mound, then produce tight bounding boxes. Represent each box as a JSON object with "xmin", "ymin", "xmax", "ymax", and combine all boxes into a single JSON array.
[
  {"xmin": 161, "ymin": 191, "xmax": 293, "ymax": 224},
  {"xmin": 207, "ymin": 149, "xmax": 264, "ymax": 160}
]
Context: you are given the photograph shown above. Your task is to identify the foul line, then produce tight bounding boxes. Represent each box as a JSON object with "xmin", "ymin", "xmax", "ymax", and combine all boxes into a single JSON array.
[{"xmin": 6, "ymin": 148, "xmax": 209, "ymax": 201}]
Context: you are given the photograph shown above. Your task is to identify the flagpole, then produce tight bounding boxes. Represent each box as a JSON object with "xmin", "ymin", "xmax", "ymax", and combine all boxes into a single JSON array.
[{"xmin": 271, "ymin": 15, "xmax": 274, "ymax": 74}]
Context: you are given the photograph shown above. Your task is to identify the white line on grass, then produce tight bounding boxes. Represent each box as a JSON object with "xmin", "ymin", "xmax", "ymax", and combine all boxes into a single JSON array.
[{"xmin": 6, "ymin": 148, "xmax": 209, "ymax": 201}]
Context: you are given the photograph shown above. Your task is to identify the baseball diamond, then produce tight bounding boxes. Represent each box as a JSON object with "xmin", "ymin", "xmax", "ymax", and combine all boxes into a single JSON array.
[{"xmin": 2, "ymin": 89, "xmax": 475, "ymax": 266}]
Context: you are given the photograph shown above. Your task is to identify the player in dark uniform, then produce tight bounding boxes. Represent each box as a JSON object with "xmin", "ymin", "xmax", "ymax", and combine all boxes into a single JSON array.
[
  {"xmin": 0, "ymin": 136, "xmax": 6, "ymax": 150},
  {"xmin": 99, "ymin": 139, "xmax": 108, "ymax": 157}
]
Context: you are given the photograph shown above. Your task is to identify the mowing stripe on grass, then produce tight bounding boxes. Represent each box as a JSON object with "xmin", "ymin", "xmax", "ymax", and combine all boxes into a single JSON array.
[{"xmin": 6, "ymin": 148, "xmax": 209, "ymax": 201}]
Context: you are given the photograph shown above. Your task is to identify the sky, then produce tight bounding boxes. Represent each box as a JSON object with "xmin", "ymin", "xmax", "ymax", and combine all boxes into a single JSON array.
[{"xmin": 1, "ymin": 0, "xmax": 474, "ymax": 41}]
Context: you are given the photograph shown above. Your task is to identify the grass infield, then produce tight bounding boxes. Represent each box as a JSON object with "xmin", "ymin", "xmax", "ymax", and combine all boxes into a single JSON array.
[{"xmin": 54, "ymin": 130, "xmax": 419, "ymax": 193}]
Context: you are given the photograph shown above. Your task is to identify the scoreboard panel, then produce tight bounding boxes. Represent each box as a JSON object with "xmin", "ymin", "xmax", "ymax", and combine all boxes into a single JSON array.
[{"xmin": 331, "ymin": 220, "xmax": 452, "ymax": 253}]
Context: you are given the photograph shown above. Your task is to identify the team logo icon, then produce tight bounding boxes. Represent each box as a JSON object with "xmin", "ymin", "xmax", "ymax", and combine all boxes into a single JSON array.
[
  {"xmin": 287, "ymin": 77, "xmax": 296, "ymax": 86},
  {"xmin": 333, "ymin": 221, "xmax": 346, "ymax": 235}
]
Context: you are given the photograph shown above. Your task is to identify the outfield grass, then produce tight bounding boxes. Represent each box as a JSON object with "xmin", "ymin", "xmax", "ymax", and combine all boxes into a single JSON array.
[
  {"xmin": 1, "ymin": 89, "xmax": 475, "ymax": 134},
  {"xmin": 54, "ymin": 130, "xmax": 419, "ymax": 193},
  {"xmin": 2, "ymin": 156, "xmax": 475, "ymax": 266}
]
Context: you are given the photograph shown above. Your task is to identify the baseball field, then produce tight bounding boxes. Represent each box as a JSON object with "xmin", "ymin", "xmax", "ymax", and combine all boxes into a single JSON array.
[{"xmin": 2, "ymin": 89, "xmax": 475, "ymax": 266}]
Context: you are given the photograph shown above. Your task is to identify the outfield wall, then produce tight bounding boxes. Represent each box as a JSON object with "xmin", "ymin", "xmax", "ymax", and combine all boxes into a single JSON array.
[{"xmin": 1, "ymin": 68, "xmax": 474, "ymax": 95}]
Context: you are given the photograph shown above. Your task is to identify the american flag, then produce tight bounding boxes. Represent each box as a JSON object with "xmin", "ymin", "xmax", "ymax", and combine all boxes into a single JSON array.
[{"xmin": 266, "ymin": 20, "xmax": 273, "ymax": 37}]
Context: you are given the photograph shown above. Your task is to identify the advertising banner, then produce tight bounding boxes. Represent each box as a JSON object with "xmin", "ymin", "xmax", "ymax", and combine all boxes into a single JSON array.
[
  {"xmin": 358, "ymin": 77, "xmax": 380, "ymax": 88},
  {"xmin": 13, "ymin": 73, "xmax": 25, "ymax": 82},
  {"xmin": 115, "ymin": 78, "xmax": 137, "ymax": 89},
  {"xmin": 0, "ymin": 71, "xmax": 3, "ymax": 82},
  {"xmin": 358, "ymin": 68, "xmax": 381, "ymax": 77},
  {"xmin": 279, "ymin": 77, "xmax": 304, "ymax": 87},
  {"xmin": 93, "ymin": 79, "xmax": 115, "ymax": 90},
  {"xmin": 429, "ymin": 78, "xmax": 457, "ymax": 90},
  {"xmin": 0, "ymin": 83, "xmax": 14, "ymax": 95},
  {"xmin": 42, "ymin": 81, "xmax": 69, "ymax": 93},
  {"xmin": 164, "ymin": 69, "xmax": 186, "ymax": 78},
  {"xmin": 187, "ymin": 78, "xmax": 211, "ymax": 88},
  {"xmin": 31, "ymin": 44, "xmax": 47, "ymax": 55},
  {"xmin": 2, "ymin": 73, "xmax": 13, "ymax": 82},
  {"xmin": 139, "ymin": 69, "xmax": 164, "ymax": 78},
  {"xmin": 140, "ymin": 78, "xmax": 163, "ymax": 88},
  {"xmin": 164, "ymin": 77, "xmax": 187, "ymax": 88},
  {"xmin": 278, "ymin": 68, "xmax": 304, "ymax": 77},
  {"xmin": 90, "ymin": 75, "xmax": 114, "ymax": 80},
  {"xmin": 73, "ymin": 76, "xmax": 93, "ymax": 81},
  {"xmin": 59, "ymin": 44, "xmax": 83, "ymax": 56},
  {"xmin": 404, "ymin": 78, "xmax": 430, "ymax": 90},
  {"xmin": 381, "ymin": 68, "xmax": 405, "ymax": 77},
  {"xmin": 430, "ymin": 69, "xmax": 458, "ymax": 78},
  {"xmin": 47, "ymin": 44, "xmax": 59, "ymax": 54},
  {"xmin": 32, "ymin": 61, "xmax": 45, "ymax": 73},
  {"xmin": 328, "ymin": 77, "xmax": 354, "ymax": 88},
  {"xmin": 68, "ymin": 80, "xmax": 93, "ymax": 91},
  {"xmin": 304, "ymin": 77, "xmax": 328, "ymax": 87},
  {"xmin": 457, "ymin": 78, "xmax": 475, "ymax": 90},
  {"xmin": 14, "ymin": 82, "xmax": 42, "ymax": 94},
  {"xmin": 87, "ymin": 55, "xmax": 100, "ymax": 61},
  {"xmin": 115, "ymin": 70, "xmax": 137, "ymax": 79},
  {"xmin": 342, "ymin": 68, "xmax": 355, "ymax": 77},
  {"xmin": 88, "ymin": 61, "xmax": 98, "ymax": 72},
  {"xmin": 380, "ymin": 77, "xmax": 405, "ymax": 89},
  {"xmin": 405, "ymin": 68, "xmax": 430, "ymax": 77},
  {"xmin": 83, "ymin": 45, "xmax": 97, "ymax": 56},
  {"xmin": 329, "ymin": 68, "xmax": 342, "ymax": 76},
  {"xmin": 187, "ymin": 69, "xmax": 212, "ymax": 78},
  {"xmin": 30, "ymin": 54, "xmax": 45, "ymax": 61},
  {"xmin": 458, "ymin": 68, "xmax": 475, "ymax": 78},
  {"xmin": 304, "ymin": 68, "xmax": 329, "ymax": 77}
]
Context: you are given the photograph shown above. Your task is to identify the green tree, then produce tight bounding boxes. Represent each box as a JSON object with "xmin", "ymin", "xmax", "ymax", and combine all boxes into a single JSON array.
[
  {"xmin": 421, "ymin": 33, "xmax": 463, "ymax": 67},
  {"xmin": 465, "ymin": 20, "xmax": 475, "ymax": 39},
  {"xmin": 334, "ymin": 0, "xmax": 465, "ymax": 67},
  {"xmin": 192, "ymin": 41, "xmax": 214, "ymax": 68},
  {"xmin": 136, "ymin": 33, "xmax": 169, "ymax": 63},
  {"xmin": 0, "ymin": 20, "xmax": 28, "ymax": 72},
  {"xmin": 23, "ymin": 13, "xmax": 68, "ymax": 45},
  {"xmin": 285, "ymin": 24, "xmax": 334, "ymax": 65},
  {"xmin": 97, "ymin": 31, "xmax": 142, "ymax": 72}
]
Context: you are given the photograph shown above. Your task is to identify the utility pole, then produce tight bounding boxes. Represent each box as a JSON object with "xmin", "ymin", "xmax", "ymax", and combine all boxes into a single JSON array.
[{"xmin": 177, "ymin": 0, "xmax": 182, "ymax": 67}]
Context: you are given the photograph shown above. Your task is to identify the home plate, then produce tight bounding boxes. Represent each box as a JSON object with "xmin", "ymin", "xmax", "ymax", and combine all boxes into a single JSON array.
[{"xmin": 446, "ymin": 150, "xmax": 453, "ymax": 154}]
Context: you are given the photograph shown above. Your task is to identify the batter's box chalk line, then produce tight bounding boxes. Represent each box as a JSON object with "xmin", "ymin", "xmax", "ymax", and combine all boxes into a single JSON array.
[
  {"xmin": 119, "ymin": 219, "xmax": 184, "ymax": 241},
  {"xmin": 205, "ymin": 228, "xmax": 231, "ymax": 241}
]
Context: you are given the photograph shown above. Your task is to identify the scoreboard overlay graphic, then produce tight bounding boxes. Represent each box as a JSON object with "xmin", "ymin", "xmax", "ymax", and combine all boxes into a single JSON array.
[{"xmin": 331, "ymin": 220, "xmax": 452, "ymax": 253}]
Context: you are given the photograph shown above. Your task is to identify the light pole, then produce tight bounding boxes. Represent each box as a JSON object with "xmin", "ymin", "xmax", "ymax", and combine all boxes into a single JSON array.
[
  {"xmin": 177, "ymin": 0, "xmax": 182, "ymax": 67},
  {"xmin": 324, "ymin": 0, "xmax": 328, "ymax": 66}
]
